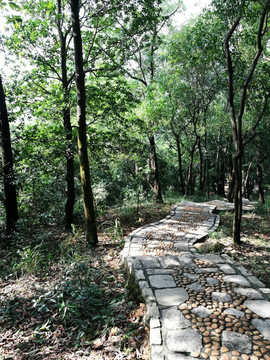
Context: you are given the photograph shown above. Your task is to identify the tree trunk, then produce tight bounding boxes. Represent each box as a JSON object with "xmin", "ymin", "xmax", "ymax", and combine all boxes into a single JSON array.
[
  {"xmin": 233, "ymin": 153, "xmax": 242, "ymax": 245},
  {"xmin": 217, "ymin": 161, "xmax": 225, "ymax": 196},
  {"xmin": 243, "ymin": 161, "xmax": 252, "ymax": 200},
  {"xmin": 185, "ymin": 139, "xmax": 197, "ymax": 196},
  {"xmin": 0, "ymin": 75, "xmax": 19, "ymax": 236},
  {"xmin": 227, "ymin": 155, "xmax": 235, "ymax": 202},
  {"xmin": 148, "ymin": 134, "xmax": 163, "ymax": 203},
  {"xmin": 63, "ymin": 106, "xmax": 75, "ymax": 229},
  {"xmin": 257, "ymin": 163, "xmax": 265, "ymax": 204},
  {"xmin": 57, "ymin": 0, "xmax": 75, "ymax": 230},
  {"xmin": 175, "ymin": 134, "xmax": 185, "ymax": 195},
  {"xmin": 198, "ymin": 138, "xmax": 204, "ymax": 193},
  {"xmin": 70, "ymin": 0, "xmax": 98, "ymax": 246}
]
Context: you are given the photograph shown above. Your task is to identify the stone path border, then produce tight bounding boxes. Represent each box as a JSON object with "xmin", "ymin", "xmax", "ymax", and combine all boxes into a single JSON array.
[{"xmin": 121, "ymin": 201, "xmax": 270, "ymax": 360}]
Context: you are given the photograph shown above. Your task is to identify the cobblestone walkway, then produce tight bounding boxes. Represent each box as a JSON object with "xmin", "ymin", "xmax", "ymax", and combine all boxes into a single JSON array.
[{"xmin": 121, "ymin": 201, "xmax": 270, "ymax": 360}]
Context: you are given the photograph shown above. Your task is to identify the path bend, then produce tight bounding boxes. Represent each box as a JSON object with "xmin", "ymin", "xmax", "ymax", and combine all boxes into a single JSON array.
[{"xmin": 122, "ymin": 201, "xmax": 270, "ymax": 360}]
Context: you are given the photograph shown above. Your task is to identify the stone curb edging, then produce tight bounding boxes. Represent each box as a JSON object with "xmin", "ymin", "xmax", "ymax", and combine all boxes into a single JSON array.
[{"xmin": 121, "ymin": 201, "xmax": 270, "ymax": 360}]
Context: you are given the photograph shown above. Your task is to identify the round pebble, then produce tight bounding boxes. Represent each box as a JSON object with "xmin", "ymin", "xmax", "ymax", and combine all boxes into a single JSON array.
[
  {"xmin": 201, "ymin": 353, "xmax": 209, "ymax": 359},
  {"xmin": 220, "ymin": 355, "xmax": 230, "ymax": 360},
  {"xmin": 191, "ymin": 352, "xmax": 200, "ymax": 358}
]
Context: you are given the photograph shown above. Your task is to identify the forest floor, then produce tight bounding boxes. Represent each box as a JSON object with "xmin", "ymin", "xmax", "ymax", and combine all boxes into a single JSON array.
[
  {"xmin": 0, "ymin": 200, "xmax": 269, "ymax": 359},
  {"xmin": 0, "ymin": 202, "xmax": 170, "ymax": 360}
]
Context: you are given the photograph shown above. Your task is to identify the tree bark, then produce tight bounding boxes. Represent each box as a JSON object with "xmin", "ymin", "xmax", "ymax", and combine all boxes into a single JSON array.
[
  {"xmin": 57, "ymin": 0, "xmax": 75, "ymax": 230},
  {"xmin": 175, "ymin": 134, "xmax": 185, "ymax": 195},
  {"xmin": 0, "ymin": 75, "xmax": 19, "ymax": 236},
  {"xmin": 257, "ymin": 163, "xmax": 265, "ymax": 204},
  {"xmin": 233, "ymin": 153, "xmax": 243, "ymax": 245},
  {"xmin": 148, "ymin": 134, "xmax": 163, "ymax": 203},
  {"xmin": 198, "ymin": 138, "xmax": 204, "ymax": 193},
  {"xmin": 70, "ymin": 0, "xmax": 98, "ymax": 246},
  {"xmin": 185, "ymin": 139, "xmax": 197, "ymax": 196},
  {"xmin": 243, "ymin": 161, "xmax": 253, "ymax": 199}
]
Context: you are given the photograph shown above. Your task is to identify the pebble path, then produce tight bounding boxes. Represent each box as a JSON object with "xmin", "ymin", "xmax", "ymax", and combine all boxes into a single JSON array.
[{"xmin": 121, "ymin": 201, "xmax": 270, "ymax": 360}]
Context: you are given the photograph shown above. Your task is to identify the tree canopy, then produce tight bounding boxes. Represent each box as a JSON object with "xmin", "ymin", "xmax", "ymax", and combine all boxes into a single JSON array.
[{"xmin": 0, "ymin": 0, "xmax": 269, "ymax": 245}]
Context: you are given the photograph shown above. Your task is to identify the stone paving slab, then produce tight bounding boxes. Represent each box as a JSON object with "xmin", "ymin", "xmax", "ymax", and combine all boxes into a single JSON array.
[{"xmin": 121, "ymin": 201, "xmax": 270, "ymax": 360}]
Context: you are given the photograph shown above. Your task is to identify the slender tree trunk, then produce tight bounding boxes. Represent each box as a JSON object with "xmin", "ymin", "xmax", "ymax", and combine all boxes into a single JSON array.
[
  {"xmin": 198, "ymin": 138, "xmax": 204, "ymax": 192},
  {"xmin": 243, "ymin": 161, "xmax": 252, "ymax": 199},
  {"xmin": 63, "ymin": 106, "xmax": 75, "ymax": 229},
  {"xmin": 70, "ymin": 0, "xmax": 98, "ymax": 246},
  {"xmin": 148, "ymin": 134, "xmax": 163, "ymax": 203},
  {"xmin": 227, "ymin": 155, "xmax": 235, "ymax": 202},
  {"xmin": 257, "ymin": 163, "xmax": 265, "ymax": 204},
  {"xmin": 186, "ymin": 139, "xmax": 197, "ymax": 196},
  {"xmin": 0, "ymin": 75, "xmax": 19, "ymax": 236},
  {"xmin": 57, "ymin": 0, "xmax": 75, "ymax": 229},
  {"xmin": 218, "ymin": 161, "xmax": 225, "ymax": 196},
  {"xmin": 175, "ymin": 134, "xmax": 185, "ymax": 195},
  {"xmin": 233, "ymin": 152, "xmax": 243, "ymax": 245}
]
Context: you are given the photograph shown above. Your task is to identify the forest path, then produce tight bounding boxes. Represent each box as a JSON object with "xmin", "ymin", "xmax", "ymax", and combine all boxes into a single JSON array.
[{"xmin": 122, "ymin": 201, "xmax": 270, "ymax": 360}]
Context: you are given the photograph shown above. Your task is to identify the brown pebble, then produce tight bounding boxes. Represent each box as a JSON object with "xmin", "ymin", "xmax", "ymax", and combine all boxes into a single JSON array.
[
  {"xmin": 253, "ymin": 345, "xmax": 259, "ymax": 350},
  {"xmin": 254, "ymin": 351, "xmax": 262, "ymax": 357},
  {"xmin": 225, "ymin": 317, "xmax": 232, "ymax": 322},
  {"xmin": 254, "ymin": 341, "xmax": 264, "ymax": 346},
  {"xmin": 232, "ymin": 351, "xmax": 241, "ymax": 356},
  {"xmin": 232, "ymin": 357, "xmax": 239, "ymax": 360},
  {"xmin": 220, "ymin": 347, "xmax": 229, "ymax": 353},
  {"xmin": 191, "ymin": 352, "xmax": 200, "ymax": 358},
  {"xmin": 212, "ymin": 350, "xmax": 220, "ymax": 356},
  {"xmin": 205, "ymin": 347, "xmax": 211, "ymax": 353},
  {"xmin": 221, "ymin": 355, "xmax": 230, "ymax": 360},
  {"xmin": 250, "ymin": 356, "xmax": 258, "ymax": 360},
  {"xmin": 201, "ymin": 353, "xmax": 209, "ymax": 359},
  {"xmin": 210, "ymin": 356, "xmax": 218, "ymax": 360},
  {"xmin": 264, "ymin": 355, "xmax": 270, "ymax": 360},
  {"xmin": 204, "ymin": 337, "xmax": 211, "ymax": 343},
  {"xmin": 178, "ymin": 304, "xmax": 186, "ymax": 310},
  {"xmin": 261, "ymin": 348, "xmax": 268, "ymax": 354},
  {"xmin": 203, "ymin": 331, "xmax": 210, "ymax": 336},
  {"xmin": 242, "ymin": 355, "xmax": 249, "ymax": 360},
  {"xmin": 239, "ymin": 328, "xmax": 245, "ymax": 334}
]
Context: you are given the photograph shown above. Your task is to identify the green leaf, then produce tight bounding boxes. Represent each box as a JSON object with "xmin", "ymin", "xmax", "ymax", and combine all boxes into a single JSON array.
[{"xmin": 9, "ymin": 1, "xmax": 20, "ymax": 10}]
